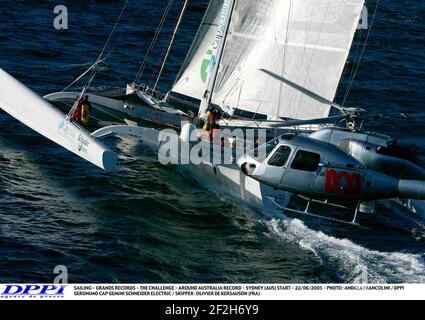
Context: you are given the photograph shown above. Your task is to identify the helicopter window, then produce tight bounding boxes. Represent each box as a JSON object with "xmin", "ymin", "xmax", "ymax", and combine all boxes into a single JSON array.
[
  {"xmin": 291, "ymin": 150, "xmax": 321, "ymax": 172},
  {"xmin": 268, "ymin": 146, "xmax": 292, "ymax": 167},
  {"xmin": 249, "ymin": 138, "xmax": 280, "ymax": 162}
]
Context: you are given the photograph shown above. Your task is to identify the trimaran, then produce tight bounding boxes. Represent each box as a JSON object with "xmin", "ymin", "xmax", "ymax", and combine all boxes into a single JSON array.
[{"xmin": 1, "ymin": 0, "xmax": 425, "ymax": 226}]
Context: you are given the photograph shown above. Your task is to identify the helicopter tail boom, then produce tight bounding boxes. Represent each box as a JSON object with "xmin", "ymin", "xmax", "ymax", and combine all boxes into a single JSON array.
[{"xmin": 398, "ymin": 180, "xmax": 425, "ymax": 200}]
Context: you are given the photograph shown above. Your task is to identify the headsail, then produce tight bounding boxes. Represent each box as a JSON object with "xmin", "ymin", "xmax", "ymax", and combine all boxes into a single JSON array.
[
  {"xmin": 199, "ymin": 0, "xmax": 235, "ymax": 117},
  {"xmin": 212, "ymin": 0, "xmax": 365, "ymax": 120},
  {"xmin": 171, "ymin": 0, "xmax": 225, "ymax": 100},
  {"xmin": 0, "ymin": 69, "xmax": 117, "ymax": 171}
]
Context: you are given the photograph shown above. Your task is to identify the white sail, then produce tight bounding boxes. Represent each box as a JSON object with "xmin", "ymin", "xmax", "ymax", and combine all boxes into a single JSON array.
[
  {"xmin": 211, "ymin": 0, "xmax": 365, "ymax": 120},
  {"xmin": 199, "ymin": 0, "xmax": 235, "ymax": 117},
  {"xmin": 0, "ymin": 69, "xmax": 117, "ymax": 171},
  {"xmin": 171, "ymin": 0, "xmax": 225, "ymax": 100}
]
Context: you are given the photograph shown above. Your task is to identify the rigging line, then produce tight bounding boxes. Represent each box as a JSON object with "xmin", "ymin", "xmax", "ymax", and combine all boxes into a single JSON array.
[
  {"xmin": 83, "ymin": 0, "xmax": 131, "ymax": 89},
  {"xmin": 68, "ymin": 0, "xmax": 145, "ymax": 92},
  {"xmin": 100, "ymin": 0, "xmax": 147, "ymax": 62},
  {"xmin": 293, "ymin": 0, "xmax": 332, "ymax": 117},
  {"xmin": 250, "ymin": 2, "xmax": 276, "ymax": 121},
  {"xmin": 61, "ymin": 57, "xmax": 107, "ymax": 93},
  {"xmin": 338, "ymin": 1, "xmax": 368, "ymax": 99},
  {"xmin": 342, "ymin": 0, "xmax": 381, "ymax": 107},
  {"xmin": 276, "ymin": 0, "xmax": 293, "ymax": 129},
  {"xmin": 281, "ymin": 0, "xmax": 293, "ymax": 77},
  {"xmin": 134, "ymin": 0, "xmax": 173, "ymax": 85},
  {"xmin": 339, "ymin": 24, "xmax": 364, "ymax": 105},
  {"xmin": 220, "ymin": 78, "xmax": 242, "ymax": 122},
  {"xmin": 134, "ymin": 0, "xmax": 174, "ymax": 85},
  {"xmin": 97, "ymin": 0, "xmax": 131, "ymax": 64},
  {"xmin": 83, "ymin": 0, "xmax": 131, "ymax": 95},
  {"xmin": 64, "ymin": 0, "xmax": 131, "ymax": 119},
  {"xmin": 143, "ymin": 0, "xmax": 175, "ymax": 86},
  {"xmin": 234, "ymin": 81, "xmax": 243, "ymax": 120},
  {"xmin": 80, "ymin": 0, "xmax": 145, "ymax": 94},
  {"xmin": 250, "ymin": 1, "xmax": 292, "ymax": 122},
  {"xmin": 153, "ymin": 0, "xmax": 189, "ymax": 92}
]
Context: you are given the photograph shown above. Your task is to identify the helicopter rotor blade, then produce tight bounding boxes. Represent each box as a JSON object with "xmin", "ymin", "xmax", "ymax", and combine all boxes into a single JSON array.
[
  {"xmin": 269, "ymin": 115, "xmax": 347, "ymax": 128},
  {"xmin": 358, "ymin": 112, "xmax": 410, "ymax": 121},
  {"xmin": 259, "ymin": 69, "xmax": 418, "ymax": 126},
  {"xmin": 260, "ymin": 69, "xmax": 347, "ymax": 112}
]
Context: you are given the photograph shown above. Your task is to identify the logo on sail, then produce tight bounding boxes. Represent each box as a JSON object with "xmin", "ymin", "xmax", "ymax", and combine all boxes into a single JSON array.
[
  {"xmin": 201, "ymin": 49, "xmax": 216, "ymax": 83},
  {"xmin": 200, "ymin": 0, "xmax": 230, "ymax": 83}
]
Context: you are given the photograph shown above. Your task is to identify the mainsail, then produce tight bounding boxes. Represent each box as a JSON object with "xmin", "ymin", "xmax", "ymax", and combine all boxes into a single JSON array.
[{"xmin": 173, "ymin": 0, "xmax": 365, "ymax": 120}]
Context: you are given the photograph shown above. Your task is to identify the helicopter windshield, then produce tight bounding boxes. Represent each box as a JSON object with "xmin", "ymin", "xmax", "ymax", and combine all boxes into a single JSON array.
[{"xmin": 248, "ymin": 137, "xmax": 280, "ymax": 163}]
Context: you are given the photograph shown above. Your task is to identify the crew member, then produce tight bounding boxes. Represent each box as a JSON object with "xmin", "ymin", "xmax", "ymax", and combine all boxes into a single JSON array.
[
  {"xmin": 80, "ymin": 95, "xmax": 92, "ymax": 125},
  {"xmin": 194, "ymin": 116, "xmax": 205, "ymax": 129},
  {"xmin": 203, "ymin": 109, "xmax": 213, "ymax": 131},
  {"xmin": 204, "ymin": 107, "xmax": 222, "ymax": 142},
  {"xmin": 72, "ymin": 96, "xmax": 83, "ymax": 122}
]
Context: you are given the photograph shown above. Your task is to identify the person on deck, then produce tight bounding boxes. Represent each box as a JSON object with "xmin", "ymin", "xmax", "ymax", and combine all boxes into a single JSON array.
[
  {"xmin": 72, "ymin": 96, "xmax": 83, "ymax": 122},
  {"xmin": 203, "ymin": 110, "xmax": 212, "ymax": 131},
  {"xmin": 203, "ymin": 107, "xmax": 221, "ymax": 142},
  {"xmin": 80, "ymin": 95, "xmax": 92, "ymax": 125}
]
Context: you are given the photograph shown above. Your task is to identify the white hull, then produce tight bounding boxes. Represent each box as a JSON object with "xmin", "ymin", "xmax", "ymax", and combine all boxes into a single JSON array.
[
  {"xmin": 177, "ymin": 162, "xmax": 291, "ymax": 211},
  {"xmin": 45, "ymin": 91, "xmax": 188, "ymax": 128},
  {"xmin": 0, "ymin": 69, "xmax": 117, "ymax": 171},
  {"xmin": 92, "ymin": 123, "xmax": 292, "ymax": 211},
  {"xmin": 45, "ymin": 91, "xmax": 129, "ymax": 114}
]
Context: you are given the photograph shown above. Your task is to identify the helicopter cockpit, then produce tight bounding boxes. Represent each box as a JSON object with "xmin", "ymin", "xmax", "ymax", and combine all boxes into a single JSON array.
[
  {"xmin": 237, "ymin": 133, "xmax": 363, "ymax": 195},
  {"xmin": 238, "ymin": 134, "xmax": 324, "ymax": 190}
]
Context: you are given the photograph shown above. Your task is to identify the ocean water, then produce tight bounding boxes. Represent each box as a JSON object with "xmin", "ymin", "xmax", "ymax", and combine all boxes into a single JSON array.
[{"xmin": 0, "ymin": 0, "xmax": 424, "ymax": 283}]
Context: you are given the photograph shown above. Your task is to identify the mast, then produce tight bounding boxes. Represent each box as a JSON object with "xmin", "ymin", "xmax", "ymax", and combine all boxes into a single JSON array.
[
  {"xmin": 198, "ymin": 0, "xmax": 236, "ymax": 118},
  {"xmin": 153, "ymin": 0, "xmax": 189, "ymax": 93}
]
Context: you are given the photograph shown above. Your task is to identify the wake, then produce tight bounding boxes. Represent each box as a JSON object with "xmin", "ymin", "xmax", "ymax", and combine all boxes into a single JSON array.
[{"xmin": 264, "ymin": 217, "xmax": 425, "ymax": 283}]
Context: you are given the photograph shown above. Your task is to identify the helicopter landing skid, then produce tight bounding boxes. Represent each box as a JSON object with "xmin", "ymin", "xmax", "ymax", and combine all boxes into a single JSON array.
[{"xmin": 266, "ymin": 196, "xmax": 369, "ymax": 230}]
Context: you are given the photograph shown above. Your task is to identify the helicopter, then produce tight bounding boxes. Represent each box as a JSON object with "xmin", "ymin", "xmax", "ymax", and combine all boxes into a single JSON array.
[{"xmin": 237, "ymin": 107, "xmax": 425, "ymax": 227}]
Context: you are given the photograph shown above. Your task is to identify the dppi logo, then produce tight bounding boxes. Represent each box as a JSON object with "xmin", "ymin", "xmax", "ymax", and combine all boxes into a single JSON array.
[
  {"xmin": 200, "ymin": 49, "xmax": 216, "ymax": 83},
  {"xmin": 1, "ymin": 285, "xmax": 66, "ymax": 299},
  {"xmin": 325, "ymin": 169, "xmax": 362, "ymax": 195}
]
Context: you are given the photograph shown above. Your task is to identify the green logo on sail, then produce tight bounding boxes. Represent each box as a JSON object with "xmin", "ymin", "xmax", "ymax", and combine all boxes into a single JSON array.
[{"xmin": 201, "ymin": 49, "xmax": 215, "ymax": 83}]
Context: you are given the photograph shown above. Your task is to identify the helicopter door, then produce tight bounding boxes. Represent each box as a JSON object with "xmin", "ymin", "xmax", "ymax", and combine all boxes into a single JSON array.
[
  {"xmin": 259, "ymin": 145, "xmax": 293, "ymax": 188},
  {"xmin": 280, "ymin": 149, "xmax": 321, "ymax": 194}
]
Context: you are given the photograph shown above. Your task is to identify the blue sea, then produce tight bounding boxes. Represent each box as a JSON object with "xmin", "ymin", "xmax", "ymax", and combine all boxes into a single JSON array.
[{"xmin": 0, "ymin": 0, "xmax": 424, "ymax": 283}]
